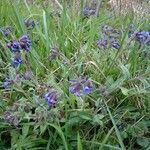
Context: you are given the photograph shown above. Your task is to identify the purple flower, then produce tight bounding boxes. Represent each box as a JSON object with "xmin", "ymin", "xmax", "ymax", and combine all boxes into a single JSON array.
[
  {"xmin": 19, "ymin": 35, "xmax": 32, "ymax": 52},
  {"xmin": 11, "ymin": 53, "xmax": 23, "ymax": 67},
  {"xmin": 83, "ymin": 80, "xmax": 93, "ymax": 95},
  {"xmin": 111, "ymin": 39, "xmax": 120, "ymax": 49},
  {"xmin": 83, "ymin": 7, "xmax": 96, "ymax": 16},
  {"xmin": 97, "ymin": 38, "xmax": 108, "ymax": 48},
  {"xmin": 7, "ymin": 41, "xmax": 21, "ymax": 53},
  {"xmin": 44, "ymin": 89, "xmax": 58, "ymax": 106},
  {"xmin": 102, "ymin": 25, "xmax": 114, "ymax": 35},
  {"xmin": 0, "ymin": 26, "xmax": 12, "ymax": 36},
  {"xmin": 69, "ymin": 81, "xmax": 81, "ymax": 97},
  {"xmin": 135, "ymin": 31, "xmax": 150, "ymax": 44},
  {"xmin": 3, "ymin": 79, "xmax": 13, "ymax": 88},
  {"xmin": 69, "ymin": 77, "xmax": 93, "ymax": 96},
  {"xmin": 23, "ymin": 71, "xmax": 33, "ymax": 79}
]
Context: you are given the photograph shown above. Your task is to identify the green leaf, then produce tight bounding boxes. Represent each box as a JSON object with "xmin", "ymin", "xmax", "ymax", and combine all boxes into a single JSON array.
[
  {"xmin": 77, "ymin": 132, "xmax": 83, "ymax": 150},
  {"xmin": 22, "ymin": 124, "xmax": 30, "ymax": 138},
  {"xmin": 120, "ymin": 87, "xmax": 129, "ymax": 96},
  {"xmin": 136, "ymin": 137, "xmax": 149, "ymax": 148}
]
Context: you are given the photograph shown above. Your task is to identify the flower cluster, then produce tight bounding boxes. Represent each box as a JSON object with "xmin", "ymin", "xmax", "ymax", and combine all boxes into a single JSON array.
[
  {"xmin": 7, "ymin": 35, "xmax": 32, "ymax": 67},
  {"xmin": 3, "ymin": 79, "xmax": 14, "ymax": 88},
  {"xmin": 135, "ymin": 31, "xmax": 150, "ymax": 45},
  {"xmin": 3, "ymin": 104, "xmax": 19, "ymax": 126},
  {"xmin": 97, "ymin": 25, "xmax": 120, "ymax": 49},
  {"xmin": 69, "ymin": 77, "xmax": 93, "ymax": 97},
  {"xmin": 0, "ymin": 26, "xmax": 12, "ymax": 36},
  {"xmin": 44, "ymin": 88, "xmax": 58, "ymax": 106},
  {"xmin": 128, "ymin": 24, "xmax": 150, "ymax": 46},
  {"xmin": 83, "ymin": 7, "xmax": 96, "ymax": 16}
]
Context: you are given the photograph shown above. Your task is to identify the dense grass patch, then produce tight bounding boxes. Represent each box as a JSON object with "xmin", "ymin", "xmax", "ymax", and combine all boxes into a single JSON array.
[{"xmin": 0, "ymin": 0, "xmax": 150, "ymax": 149}]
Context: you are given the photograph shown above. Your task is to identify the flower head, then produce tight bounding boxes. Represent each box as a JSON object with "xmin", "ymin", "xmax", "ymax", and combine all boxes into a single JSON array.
[
  {"xmin": 102, "ymin": 25, "xmax": 114, "ymax": 35},
  {"xmin": 44, "ymin": 89, "xmax": 58, "ymax": 106},
  {"xmin": 11, "ymin": 53, "xmax": 22, "ymax": 67},
  {"xmin": 83, "ymin": 7, "xmax": 96, "ymax": 16},
  {"xmin": 69, "ymin": 77, "xmax": 93, "ymax": 96},
  {"xmin": 0, "ymin": 26, "xmax": 12, "ymax": 36},
  {"xmin": 3, "ymin": 79, "xmax": 13, "ymax": 88},
  {"xmin": 83, "ymin": 80, "xmax": 93, "ymax": 95},
  {"xmin": 19, "ymin": 35, "xmax": 32, "ymax": 52},
  {"xmin": 111, "ymin": 39, "xmax": 120, "ymax": 49},
  {"xmin": 97, "ymin": 38, "xmax": 108, "ymax": 48},
  {"xmin": 135, "ymin": 31, "xmax": 150, "ymax": 44},
  {"xmin": 69, "ymin": 80, "xmax": 82, "ymax": 97},
  {"xmin": 7, "ymin": 41, "xmax": 21, "ymax": 53},
  {"xmin": 23, "ymin": 70, "xmax": 33, "ymax": 79}
]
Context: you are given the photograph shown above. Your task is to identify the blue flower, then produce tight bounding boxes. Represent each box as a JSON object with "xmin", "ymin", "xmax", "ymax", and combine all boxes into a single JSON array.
[
  {"xmin": 83, "ymin": 80, "xmax": 93, "ymax": 95},
  {"xmin": 19, "ymin": 35, "xmax": 32, "ymax": 52},
  {"xmin": 11, "ymin": 54, "xmax": 23, "ymax": 67},
  {"xmin": 97, "ymin": 38, "xmax": 108, "ymax": 48},
  {"xmin": 111, "ymin": 39, "xmax": 120, "ymax": 49},
  {"xmin": 3, "ymin": 79, "xmax": 13, "ymax": 88},
  {"xmin": 69, "ymin": 77, "xmax": 93, "ymax": 96},
  {"xmin": 7, "ymin": 41, "xmax": 21, "ymax": 53},
  {"xmin": 44, "ymin": 89, "xmax": 58, "ymax": 106},
  {"xmin": 83, "ymin": 7, "xmax": 96, "ymax": 16},
  {"xmin": 136, "ymin": 31, "xmax": 150, "ymax": 44},
  {"xmin": 23, "ymin": 71, "xmax": 33, "ymax": 79},
  {"xmin": 102, "ymin": 25, "xmax": 114, "ymax": 35}
]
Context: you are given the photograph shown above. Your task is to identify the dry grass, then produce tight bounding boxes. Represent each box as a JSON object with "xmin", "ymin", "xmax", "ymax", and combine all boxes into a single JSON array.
[{"xmin": 108, "ymin": 0, "xmax": 150, "ymax": 18}]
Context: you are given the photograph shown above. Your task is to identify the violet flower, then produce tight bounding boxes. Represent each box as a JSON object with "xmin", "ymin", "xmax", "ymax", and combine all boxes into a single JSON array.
[
  {"xmin": 44, "ymin": 89, "xmax": 58, "ymax": 106},
  {"xmin": 7, "ymin": 41, "xmax": 21, "ymax": 53},
  {"xmin": 19, "ymin": 35, "xmax": 32, "ymax": 52},
  {"xmin": 83, "ymin": 79, "xmax": 93, "ymax": 95},
  {"xmin": 83, "ymin": 7, "xmax": 96, "ymax": 16},
  {"xmin": 135, "ymin": 31, "xmax": 150, "ymax": 44}
]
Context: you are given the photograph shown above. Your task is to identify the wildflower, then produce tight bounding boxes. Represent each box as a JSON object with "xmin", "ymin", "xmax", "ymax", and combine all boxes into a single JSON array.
[
  {"xmin": 111, "ymin": 39, "xmax": 120, "ymax": 49},
  {"xmin": 7, "ymin": 41, "xmax": 21, "ymax": 53},
  {"xmin": 0, "ymin": 26, "xmax": 12, "ymax": 36},
  {"xmin": 44, "ymin": 89, "xmax": 58, "ymax": 106},
  {"xmin": 83, "ymin": 79, "xmax": 93, "ymax": 95},
  {"xmin": 69, "ymin": 77, "xmax": 93, "ymax": 96},
  {"xmin": 23, "ymin": 70, "xmax": 33, "ymax": 79},
  {"xmin": 4, "ymin": 111, "xmax": 19, "ymax": 125},
  {"xmin": 19, "ymin": 35, "xmax": 32, "ymax": 52},
  {"xmin": 83, "ymin": 7, "xmax": 96, "ymax": 16},
  {"xmin": 135, "ymin": 31, "xmax": 150, "ymax": 44},
  {"xmin": 24, "ymin": 18, "xmax": 35, "ymax": 28},
  {"xmin": 69, "ymin": 80, "xmax": 82, "ymax": 97},
  {"xmin": 3, "ymin": 79, "xmax": 13, "ymax": 88},
  {"xmin": 102, "ymin": 25, "xmax": 114, "ymax": 35},
  {"xmin": 97, "ymin": 38, "xmax": 108, "ymax": 48},
  {"xmin": 11, "ymin": 53, "xmax": 22, "ymax": 67}
]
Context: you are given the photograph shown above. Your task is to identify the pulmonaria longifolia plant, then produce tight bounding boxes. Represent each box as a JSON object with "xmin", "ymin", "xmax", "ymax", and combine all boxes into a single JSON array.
[
  {"xmin": 69, "ymin": 77, "xmax": 93, "ymax": 97},
  {"xmin": 97, "ymin": 25, "xmax": 120, "ymax": 49},
  {"xmin": 7, "ymin": 34, "xmax": 32, "ymax": 67},
  {"xmin": 44, "ymin": 88, "xmax": 58, "ymax": 106}
]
